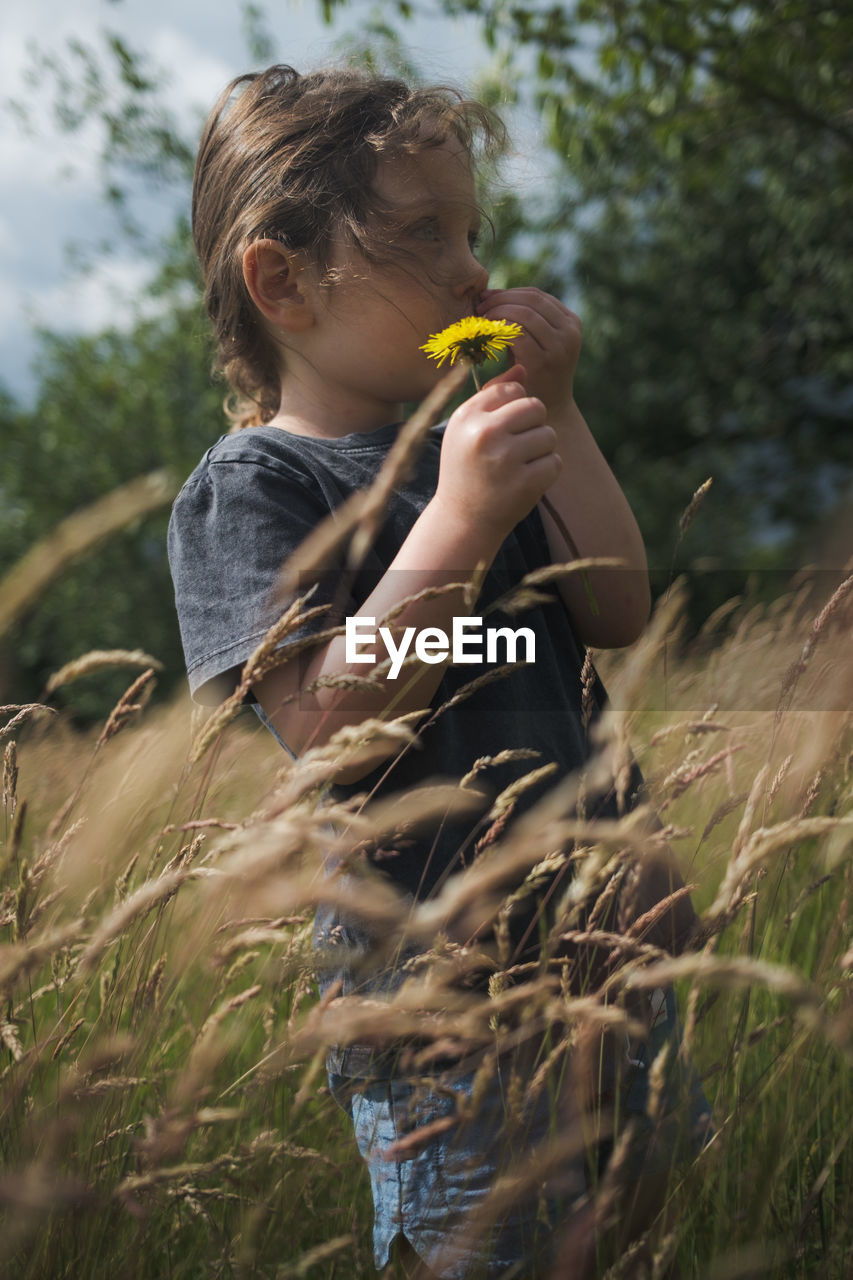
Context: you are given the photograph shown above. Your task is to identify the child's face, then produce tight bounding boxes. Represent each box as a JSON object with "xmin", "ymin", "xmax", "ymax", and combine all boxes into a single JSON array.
[{"xmin": 301, "ymin": 137, "xmax": 489, "ymax": 428}]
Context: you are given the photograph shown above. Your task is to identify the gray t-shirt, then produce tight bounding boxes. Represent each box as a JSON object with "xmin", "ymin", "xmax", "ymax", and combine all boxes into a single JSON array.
[{"xmin": 168, "ymin": 418, "xmax": 623, "ymax": 1073}]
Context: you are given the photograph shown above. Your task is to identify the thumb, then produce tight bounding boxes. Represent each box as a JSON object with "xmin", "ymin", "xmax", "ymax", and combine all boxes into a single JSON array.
[{"xmin": 481, "ymin": 361, "xmax": 526, "ymax": 390}]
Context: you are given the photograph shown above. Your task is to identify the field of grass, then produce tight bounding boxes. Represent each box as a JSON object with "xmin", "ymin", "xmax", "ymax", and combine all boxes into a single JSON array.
[{"xmin": 1, "ymin": 564, "xmax": 851, "ymax": 1279}]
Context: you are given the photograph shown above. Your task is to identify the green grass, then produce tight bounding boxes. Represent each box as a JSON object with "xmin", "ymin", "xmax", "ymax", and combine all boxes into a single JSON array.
[{"xmin": 1, "ymin": 574, "xmax": 851, "ymax": 1279}]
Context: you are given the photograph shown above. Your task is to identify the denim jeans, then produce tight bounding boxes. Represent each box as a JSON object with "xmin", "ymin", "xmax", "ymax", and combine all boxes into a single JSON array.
[{"xmin": 330, "ymin": 986, "xmax": 714, "ymax": 1277}]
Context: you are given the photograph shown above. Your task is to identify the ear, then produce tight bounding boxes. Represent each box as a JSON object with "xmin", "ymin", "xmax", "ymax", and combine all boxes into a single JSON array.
[{"xmin": 242, "ymin": 239, "xmax": 315, "ymax": 332}]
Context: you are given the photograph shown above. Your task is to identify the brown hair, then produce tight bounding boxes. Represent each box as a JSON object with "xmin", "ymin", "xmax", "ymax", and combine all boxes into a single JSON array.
[{"xmin": 191, "ymin": 64, "xmax": 506, "ymax": 429}]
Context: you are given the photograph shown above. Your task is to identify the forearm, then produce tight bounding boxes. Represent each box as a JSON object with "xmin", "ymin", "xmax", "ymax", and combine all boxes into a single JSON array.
[
  {"xmin": 256, "ymin": 498, "xmax": 503, "ymax": 781},
  {"xmin": 473, "ymin": 288, "xmax": 649, "ymax": 647},
  {"xmin": 540, "ymin": 399, "xmax": 650, "ymax": 648}
]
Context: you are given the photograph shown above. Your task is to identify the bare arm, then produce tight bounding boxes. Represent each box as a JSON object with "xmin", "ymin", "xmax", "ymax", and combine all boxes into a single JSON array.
[
  {"xmin": 477, "ymin": 288, "xmax": 651, "ymax": 649},
  {"xmin": 254, "ymin": 498, "xmax": 503, "ymax": 784},
  {"xmin": 255, "ymin": 367, "xmax": 562, "ymax": 783},
  {"xmin": 538, "ymin": 398, "xmax": 650, "ymax": 648}
]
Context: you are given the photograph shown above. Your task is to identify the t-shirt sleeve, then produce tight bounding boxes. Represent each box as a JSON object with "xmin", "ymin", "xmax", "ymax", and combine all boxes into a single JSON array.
[{"xmin": 167, "ymin": 450, "xmax": 358, "ymax": 705}]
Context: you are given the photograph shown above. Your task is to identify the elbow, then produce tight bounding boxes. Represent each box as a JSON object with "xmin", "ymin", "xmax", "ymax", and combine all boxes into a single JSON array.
[
  {"xmin": 574, "ymin": 582, "xmax": 652, "ymax": 650},
  {"xmin": 576, "ymin": 619, "xmax": 646, "ymax": 650}
]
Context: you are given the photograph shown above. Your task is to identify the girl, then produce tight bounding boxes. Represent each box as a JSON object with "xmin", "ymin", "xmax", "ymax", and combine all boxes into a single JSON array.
[{"xmin": 169, "ymin": 65, "xmax": 711, "ymax": 1278}]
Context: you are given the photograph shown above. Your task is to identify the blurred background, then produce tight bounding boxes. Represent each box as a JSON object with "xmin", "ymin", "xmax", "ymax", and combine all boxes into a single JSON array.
[{"xmin": 2, "ymin": 0, "xmax": 851, "ymax": 721}]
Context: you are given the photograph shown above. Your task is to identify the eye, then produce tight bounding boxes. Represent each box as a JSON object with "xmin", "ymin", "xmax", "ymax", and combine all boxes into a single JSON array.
[
  {"xmin": 411, "ymin": 217, "xmax": 441, "ymax": 242},
  {"xmin": 468, "ymin": 227, "xmax": 482, "ymax": 252}
]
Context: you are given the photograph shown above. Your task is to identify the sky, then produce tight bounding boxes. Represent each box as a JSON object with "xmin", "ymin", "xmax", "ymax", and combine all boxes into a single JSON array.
[{"xmin": 1, "ymin": 0, "xmax": 548, "ymax": 406}]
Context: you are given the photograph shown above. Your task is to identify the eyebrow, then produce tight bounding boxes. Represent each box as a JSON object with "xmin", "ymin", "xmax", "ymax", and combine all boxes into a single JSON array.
[{"xmin": 384, "ymin": 196, "xmax": 482, "ymax": 222}]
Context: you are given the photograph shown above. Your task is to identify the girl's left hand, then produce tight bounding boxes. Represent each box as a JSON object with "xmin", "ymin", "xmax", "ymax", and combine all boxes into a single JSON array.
[{"xmin": 476, "ymin": 287, "xmax": 582, "ymax": 418}]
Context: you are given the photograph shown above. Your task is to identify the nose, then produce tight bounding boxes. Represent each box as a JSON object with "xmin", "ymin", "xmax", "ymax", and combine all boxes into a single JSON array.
[{"xmin": 452, "ymin": 248, "xmax": 489, "ymax": 304}]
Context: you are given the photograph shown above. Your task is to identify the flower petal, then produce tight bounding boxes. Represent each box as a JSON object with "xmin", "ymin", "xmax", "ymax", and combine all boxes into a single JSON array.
[{"xmin": 420, "ymin": 317, "xmax": 523, "ymax": 367}]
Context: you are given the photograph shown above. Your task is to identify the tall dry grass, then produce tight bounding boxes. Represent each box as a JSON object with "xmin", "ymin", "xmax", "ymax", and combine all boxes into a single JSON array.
[
  {"xmin": 1, "ymin": 399, "xmax": 851, "ymax": 1279},
  {"xmin": 1, "ymin": 561, "xmax": 850, "ymax": 1278}
]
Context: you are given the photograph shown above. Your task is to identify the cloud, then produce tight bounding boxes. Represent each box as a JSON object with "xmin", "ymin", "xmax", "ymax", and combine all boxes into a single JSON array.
[
  {"xmin": 0, "ymin": 0, "xmax": 531, "ymax": 404},
  {"xmin": 0, "ymin": 3, "xmax": 241, "ymax": 399},
  {"xmin": 0, "ymin": 218, "xmax": 15, "ymax": 258},
  {"xmin": 0, "ymin": 9, "xmax": 104, "ymax": 195},
  {"xmin": 149, "ymin": 27, "xmax": 234, "ymax": 127},
  {"xmin": 1, "ymin": 254, "xmax": 158, "ymax": 341},
  {"xmin": 0, "ymin": 4, "xmax": 242, "ymax": 195}
]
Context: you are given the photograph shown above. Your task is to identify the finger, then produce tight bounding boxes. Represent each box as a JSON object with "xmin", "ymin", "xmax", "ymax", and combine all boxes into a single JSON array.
[
  {"xmin": 472, "ymin": 374, "xmax": 529, "ymax": 412},
  {"xmin": 481, "ymin": 362, "xmax": 526, "ymax": 390},
  {"xmin": 478, "ymin": 293, "xmax": 581, "ymax": 349},
  {"xmin": 479, "ymin": 303, "xmax": 562, "ymax": 354},
  {"xmin": 479, "ymin": 287, "xmax": 575, "ymax": 324},
  {"xmin": 513, "ymin": 422, "xmax": 559, "ymax": 463},
  {"xmin": 490, "ymin": 395, "xmax": 548, "ymax": 435}
]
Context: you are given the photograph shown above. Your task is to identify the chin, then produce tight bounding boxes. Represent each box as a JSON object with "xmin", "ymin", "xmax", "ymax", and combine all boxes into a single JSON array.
[{"xmin": 400, "ymin": 375, "xmax": 442, "ymax": 404}]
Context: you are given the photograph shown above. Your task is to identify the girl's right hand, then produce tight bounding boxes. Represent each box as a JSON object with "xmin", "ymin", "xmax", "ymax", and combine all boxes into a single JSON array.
[{"xmin": 433, "ymin": 363, "xmax": 562, "ymax": 543}]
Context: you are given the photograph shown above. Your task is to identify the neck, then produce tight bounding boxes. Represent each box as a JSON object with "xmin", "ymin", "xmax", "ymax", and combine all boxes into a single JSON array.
[{"xmin": 265, "ymin": 375, "xmax": 404, "ymax": 440}]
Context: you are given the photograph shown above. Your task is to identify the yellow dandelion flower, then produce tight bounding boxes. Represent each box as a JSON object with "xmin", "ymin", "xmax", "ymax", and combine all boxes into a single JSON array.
[
  {"xmin": 420, "ymin": 316, "xmax": 523, "ymax": 368},
  {"xmin": 418, "ymin": 314, "xmax": 600, "ymax": 618}
]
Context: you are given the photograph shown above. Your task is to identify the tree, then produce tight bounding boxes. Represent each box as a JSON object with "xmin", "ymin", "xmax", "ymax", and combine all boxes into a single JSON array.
[
  {"xmin": 3, "ymin": 2, "xmax": 850, "ymax": 716},
  {"xmin": 518, "ymin": 3, "xmax": 849, "ymax": 543},
  {"xmin": 347, "ymin": 0, "xmax": 853, "ymax": 598},
  {"xmin": 0, "ymin": 228, "xmax": 226, "ymax": 720},
  {"xmin": 0, "ymin": 18, "xmax": 257, "ymax": 721}
]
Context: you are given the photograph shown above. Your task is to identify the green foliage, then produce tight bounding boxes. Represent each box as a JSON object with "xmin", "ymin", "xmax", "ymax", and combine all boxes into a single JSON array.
[
  {"xmin": 1, "ymin": 591, "xmax": 851, "ymax": 1277},
  {"xmin": 3, "ymin": 1, "xmax": 851, "ymax": 712},
  {"xmin": 13, "ymin": 25, "xmax": 195, "ymax": 238},
  {"xmin": 417, "ymin": 0, "xmax": 853, "ymax": 619},
  {"xmin": 322, "ymin": 0, "xmax": 853, "ymax": 620},
  {"xmin": 4, "ymin": 12, "xmax": 848, "ymax": 1273},
  {"xmin": 0, "ymin": 230, "xmax": 225, "ymax": 721}
]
